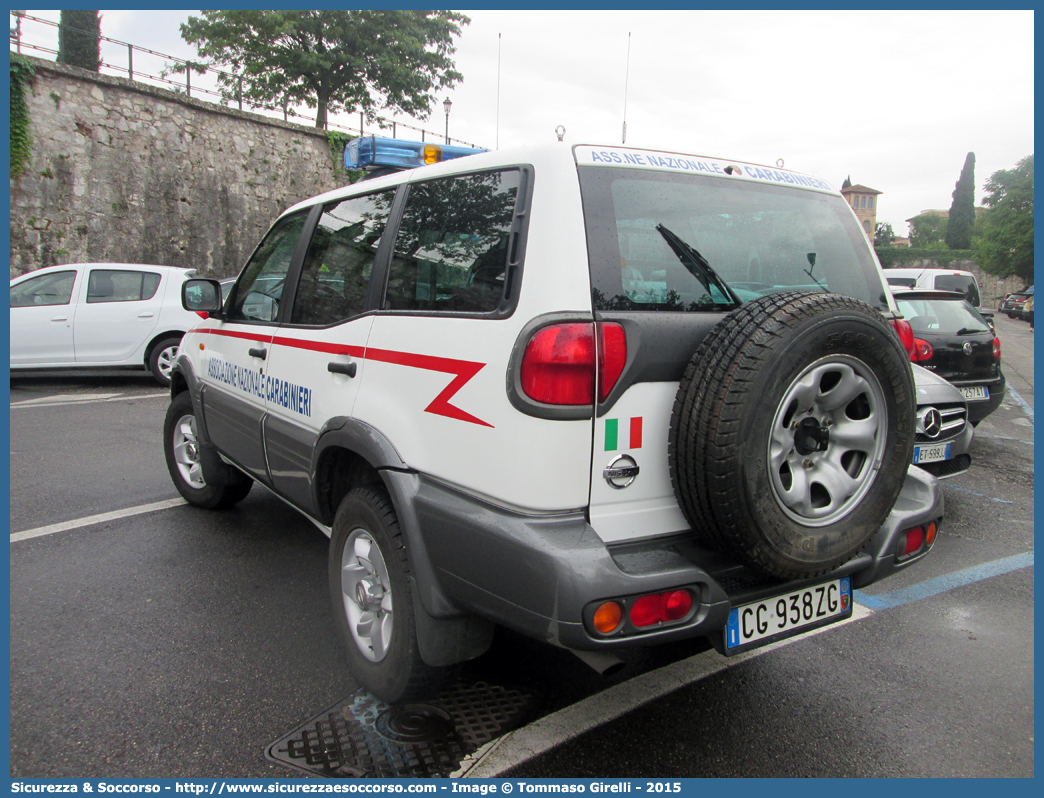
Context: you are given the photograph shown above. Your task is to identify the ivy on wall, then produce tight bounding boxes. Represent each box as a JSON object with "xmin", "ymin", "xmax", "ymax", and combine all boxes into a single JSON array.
[
  {"xmin": 10, "ymin": 56, "xmax": 36, "ymax": 178},
  {"xmin": 326, "ymin": 130, "xmax": 363, "ymax": 183}
]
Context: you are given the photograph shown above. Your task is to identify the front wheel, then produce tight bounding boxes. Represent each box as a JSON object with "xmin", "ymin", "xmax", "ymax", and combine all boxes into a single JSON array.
[
  {"xmin": 163, "ymin": 391, "xmax": 252, "ymax": 508},
  {"xmin": 329, "ymin": 487, "xmax": 446, "ymax": 703},
  {"xmin": 149, "ymin": 336, "xmax": 182, "ymax": 387}
]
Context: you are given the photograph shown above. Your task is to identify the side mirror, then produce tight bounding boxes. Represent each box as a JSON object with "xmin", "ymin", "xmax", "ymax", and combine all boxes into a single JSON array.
[{"xmin": 183, "ymin": 278, "xmax": 223, "ymax": 315}]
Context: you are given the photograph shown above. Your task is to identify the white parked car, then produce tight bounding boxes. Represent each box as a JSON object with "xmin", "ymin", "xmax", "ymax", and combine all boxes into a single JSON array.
[{"xmin": 10, "ymin": 262, "xmax": 204, "ymax": 386}]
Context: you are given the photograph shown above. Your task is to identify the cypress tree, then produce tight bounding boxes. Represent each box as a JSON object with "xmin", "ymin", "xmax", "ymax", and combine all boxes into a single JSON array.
[
  {"xmin": 945, "ymin": 152, "xmax": 976, "ymax": 249},
  {"xmin": 841, "ymin": 175, "xmax": 852, "ymax": 189},
  {"xmin": 57, "ymin": 10, "xmax": 101, "ymax": 72}
]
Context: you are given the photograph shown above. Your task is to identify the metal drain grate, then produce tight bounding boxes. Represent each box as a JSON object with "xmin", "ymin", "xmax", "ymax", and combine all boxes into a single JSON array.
[{"xmin": 266, "ymin": 681, "xmax": 540, "ymax": 778}]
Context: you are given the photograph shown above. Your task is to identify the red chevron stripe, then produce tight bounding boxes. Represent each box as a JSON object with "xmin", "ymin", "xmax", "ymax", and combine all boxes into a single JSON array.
[{"xmin": 195, "ymin": 328, "xmax": 491, "ymax": 427}]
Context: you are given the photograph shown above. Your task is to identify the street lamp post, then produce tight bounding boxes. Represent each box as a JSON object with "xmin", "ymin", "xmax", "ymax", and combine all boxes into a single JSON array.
[{"xmin": 443, "ymin": 97, "xmax": 452, "ymax": 144}]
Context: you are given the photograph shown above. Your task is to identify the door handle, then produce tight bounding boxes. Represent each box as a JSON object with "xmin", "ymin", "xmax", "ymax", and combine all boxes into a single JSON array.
[
  {"xmin": 327, "ymin": 361, "xmax": 357, "ymax": 378},
  {"xmin": 51, "ymin": 316, "xmax": 68, "ymax": 322},
  {"xmin": 138, "ymin": 311, "xmax": 154, "ymax": 318},
  {"xmin": 248, "ymin": 347, "xmax": 267, "ymax": 359}
]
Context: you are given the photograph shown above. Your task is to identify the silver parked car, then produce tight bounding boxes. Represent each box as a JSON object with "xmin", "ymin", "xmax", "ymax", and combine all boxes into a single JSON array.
[{"xmin": 911, "ymin": 364, "xmax": 973, "ymax": 479}]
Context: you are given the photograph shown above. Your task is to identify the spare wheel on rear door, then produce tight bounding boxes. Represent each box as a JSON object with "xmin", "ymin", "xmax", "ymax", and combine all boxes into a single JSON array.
[{"xmin": 669, "ymin": 291, "xmax": 915, "ymax": 580}]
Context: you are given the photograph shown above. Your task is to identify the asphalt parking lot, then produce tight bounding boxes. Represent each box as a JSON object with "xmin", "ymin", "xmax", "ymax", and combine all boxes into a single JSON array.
[{"xmin": 8, "ymin": 314, "xmax": 1034, "ymax": 778}]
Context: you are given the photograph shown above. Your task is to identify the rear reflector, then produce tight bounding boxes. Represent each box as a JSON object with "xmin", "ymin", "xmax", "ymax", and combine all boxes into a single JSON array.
[
  {"xmin": 630, "ymin": 590, "xmax": 693, "ymax": 627},
  {"xmin": 593, "ymin": 601, "xmax": 623, "ymax": 634},
  {"xmin": 925, "ymin": 521, "xmax": 938, "ymax": 547}
]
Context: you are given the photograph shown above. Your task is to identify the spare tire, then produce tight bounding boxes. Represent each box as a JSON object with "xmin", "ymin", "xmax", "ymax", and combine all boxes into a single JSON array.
[{"xmin": 669, "ymin": 291, "xmax": 915, "ymax": 580}]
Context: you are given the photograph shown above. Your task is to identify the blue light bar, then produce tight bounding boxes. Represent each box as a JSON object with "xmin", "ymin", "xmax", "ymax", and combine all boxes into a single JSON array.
[{"xmin": 345, "ymin": 136, "xmax": 485, "ymax": 171}]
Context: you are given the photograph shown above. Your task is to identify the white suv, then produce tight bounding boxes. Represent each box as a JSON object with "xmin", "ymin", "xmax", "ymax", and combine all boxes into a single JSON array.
[{"xmin": 165, "ymin": 139, "xmax": 943, "ymax": 702}]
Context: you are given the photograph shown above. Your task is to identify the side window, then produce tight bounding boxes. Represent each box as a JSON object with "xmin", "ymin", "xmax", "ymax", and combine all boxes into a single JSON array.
[
  {"xmin": 384, "ymin": 169, "xmax": 521, "ymax": 313},
  {"xmin": 86, "ymin": 270, "xmax": 162, "ymax": 303},
  {"xmin": 228, "ymin": 212, "xmax": 307, "ymax": 323},
  {"xmin": 291, "ymin": 189, "xmax": 395, "ymax": 326},
  {"xmin": 10, "ymin": 270, "xmax": 76, "ymax": 307}
]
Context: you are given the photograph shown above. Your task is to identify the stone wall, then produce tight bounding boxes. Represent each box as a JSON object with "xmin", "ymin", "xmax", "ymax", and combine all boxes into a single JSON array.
[{"xmin": 10, "ymin": 57, "xmax": 349, "ymax": 278}]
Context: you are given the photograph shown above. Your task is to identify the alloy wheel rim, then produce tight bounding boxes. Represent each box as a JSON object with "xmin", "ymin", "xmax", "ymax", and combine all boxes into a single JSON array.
[
  {"xmin": 341, "ymin": 529, "xmax": 394, "ymax": 662},
  {"xmin": 172, "ymin": 412, "xmax": 206, "ymax": 489},
  {"xmin": 767, "ymin": 355, "xmax": 887, "ymax": 527}
]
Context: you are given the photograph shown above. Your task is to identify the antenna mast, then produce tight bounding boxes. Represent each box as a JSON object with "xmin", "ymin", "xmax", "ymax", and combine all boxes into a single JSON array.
[
  {"xmin": 622, "ymin": 32, "xmax": 631, "ymax": 144},
  {"xmin": 496, "ymin": 33, "xmax": 502, "ymax": 150}
]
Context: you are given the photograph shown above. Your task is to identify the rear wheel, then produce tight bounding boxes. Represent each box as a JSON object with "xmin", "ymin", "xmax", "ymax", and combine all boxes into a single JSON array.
[
  {"xmin": 163, "ymin": 391, "xmax": 252, "ymax": 508},
  {"xmin": 669, "ymin": 292, "xmax": 915, "ymax": 579},
  {"xmin": 329, "ymin": 486, "xmax": 446, "ymax": 703}
]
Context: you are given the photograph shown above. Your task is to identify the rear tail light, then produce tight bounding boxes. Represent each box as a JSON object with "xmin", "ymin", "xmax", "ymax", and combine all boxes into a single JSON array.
[
  {"xmin": 519, "ymin": 322, "xmax": 627, "ymax": 405},
  {"xmin": 890, "ymin": 318, "xmax": 916, "ymax": 359},
  {"xmin": 520, "ymin": 323, "xmax": 595, "ymax": 405},
  {"xmin": 912, "ymin": 338, "xmax": 934, "ymax": 362},
  {"xmin": 993, "ymin": 337, "xmax": 1002, "ymax": 360},
  {"xmin": 598, "ymin": 322, "xmax": 627, "ymax": 401}
]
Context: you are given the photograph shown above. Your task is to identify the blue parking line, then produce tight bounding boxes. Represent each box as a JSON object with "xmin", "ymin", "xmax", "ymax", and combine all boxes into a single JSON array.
[
  {"xmin": 855, "ymin": 551, "xmax": 1034, "ymax": 610},
  {"xmin": 1006, "ymin": 384, "xmax": 1034, "ymax": 421},
  {"xmin": 944, "ymin": 484, "xmax": 1014, "ymax": 503}
]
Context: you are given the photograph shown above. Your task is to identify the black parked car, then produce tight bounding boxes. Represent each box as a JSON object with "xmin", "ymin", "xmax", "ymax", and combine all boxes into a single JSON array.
[
  {"xmin": 892, "ymin": 289, "xmax": 1005, "ymax": 425},
  {"xmin": 1001, "ymin": 287, "xmax": 1033, "ymax": 318}
]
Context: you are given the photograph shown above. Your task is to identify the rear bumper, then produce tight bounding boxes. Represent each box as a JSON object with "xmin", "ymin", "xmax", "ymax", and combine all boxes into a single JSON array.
[
  {"xmin": 951, "ymin": 374, "xmax": 1006, "ymax": 424},
  {"xmin": 387, "ymin": 466, "xmax": 944, "ymax": 653}
]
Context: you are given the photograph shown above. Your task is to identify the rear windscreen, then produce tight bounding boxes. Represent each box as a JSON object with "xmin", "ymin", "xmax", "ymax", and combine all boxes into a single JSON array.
[
  {"xmin": 933, "ymin": 274, "xmax": 980, "ymax": 306},
  {"xmin": 579, "ymin": 167, "xmax": 888, "ymax": 312},
  {"xmin": 893, "ymin": 297, "xmax": 991, "ymax": 335}
]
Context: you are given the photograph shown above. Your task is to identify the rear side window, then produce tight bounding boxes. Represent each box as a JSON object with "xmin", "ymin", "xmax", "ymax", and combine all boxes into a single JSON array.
[
  {"xmin": 86, "ymin": 269, "xmax": 161, "ymax": 303},
  {"xmin": 384, "ymin": 169, "xmax": 521, "ymax": 314},
  {"xmin": 11, "ymin": 270, "xmax": 76, "ymax": 307},
  {"xmin": 580, "ymin": 168, "xmax": 888, "ymax": 312},
  {"xmin": 291, "ymin": 189, "xmax": 395, "ymax": 326}
]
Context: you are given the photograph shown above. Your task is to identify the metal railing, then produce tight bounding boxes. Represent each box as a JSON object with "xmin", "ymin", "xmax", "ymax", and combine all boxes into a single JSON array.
[{"xmin": 9, "ymin": 12, "xmax": 483, "ymax": 149}]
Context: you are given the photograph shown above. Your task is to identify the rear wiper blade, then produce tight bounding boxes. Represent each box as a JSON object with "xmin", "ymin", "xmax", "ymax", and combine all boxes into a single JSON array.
[
  {"xmin": 956, "ymin": 327, "xmax": 984, "ymax": 335},
  {"xmin": 655, "ymin": 224, "xmax": 741, "ymax": 307}
]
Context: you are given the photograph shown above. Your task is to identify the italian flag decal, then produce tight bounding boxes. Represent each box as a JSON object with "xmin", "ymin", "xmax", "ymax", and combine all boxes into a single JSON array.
[{"xmin": 605, "ymin": 417, "xmax": 643, "ymax": 451}]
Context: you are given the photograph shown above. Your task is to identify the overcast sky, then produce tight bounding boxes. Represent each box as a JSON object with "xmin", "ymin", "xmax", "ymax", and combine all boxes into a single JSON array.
[{"xmin": 14, "ymin": 9, "xmax": 1034, "ymax": 235}]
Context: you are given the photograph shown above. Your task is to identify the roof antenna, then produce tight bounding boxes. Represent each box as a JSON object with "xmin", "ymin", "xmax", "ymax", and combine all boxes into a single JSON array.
[
  {"xmin": 621, "ymin": 32, "xmax": 632, "ymax": 144},
  {"xmin": 556, "ymin": 125, "xmax": 566, "ymax": 142}
]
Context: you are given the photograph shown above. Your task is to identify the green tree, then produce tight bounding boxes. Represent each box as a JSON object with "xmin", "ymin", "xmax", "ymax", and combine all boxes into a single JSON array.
[
  {"xmin": 909, "ymin": 213, "xmax": 947, "ymax": 248},
  {"xmin": 974, "ymin": 154, "xmax": 1034, "ymax": 282},
  {"xmin": 178, "ymin": 10, "xmax": 469, "ymax": 129},
  {"xmin": 874, "ymin": 221, "xmax": 895, "ymax": 248},
  {"xmin": 57, "ymin": 10, "xmax": 101, "ymax": 72},
  {"xmin": 841, "ymin": 175, "xmax": 852, "ymax": 189},
  {"xmin": 945, "ymin": 151, "xmax": 976, "ymax": 249}
]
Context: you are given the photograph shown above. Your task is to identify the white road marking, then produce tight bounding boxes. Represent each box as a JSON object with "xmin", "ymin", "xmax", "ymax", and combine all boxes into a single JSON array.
[
  {"xmin": 457, "ymin": 604, "xmax": 874, "ymax": 777},
  {"xmin": 10, "ymin": 392, "xmax": 167, "ymax": 409},
  {"xmin": 10, "ymin": 498, "xmax": 188, "ymax": 543}
]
